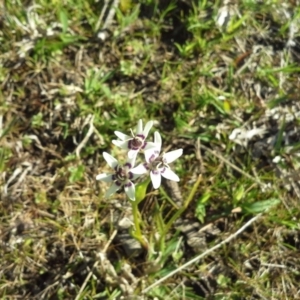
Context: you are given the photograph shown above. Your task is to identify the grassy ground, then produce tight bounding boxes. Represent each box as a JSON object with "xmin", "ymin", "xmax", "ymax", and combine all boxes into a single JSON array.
[{"xmin": 1, "ymin": 0, "xmax": 300, "ymax": 299}]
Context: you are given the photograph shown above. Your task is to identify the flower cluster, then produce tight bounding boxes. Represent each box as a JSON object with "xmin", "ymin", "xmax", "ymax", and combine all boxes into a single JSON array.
[{"xmin": 96, "ymin": 120, "xmax": 183, "ymax": 201}]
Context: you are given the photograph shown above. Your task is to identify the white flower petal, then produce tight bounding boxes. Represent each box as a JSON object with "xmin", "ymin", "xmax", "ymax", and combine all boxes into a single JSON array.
[
  {"xmin": 136, "ymin": 119, "xmax": 143, "ymax": 134},
  {"xmin": 143, "ymin": 120, "xmax": 153, "ymax": 137},
  {"xmin": 132, "ymin": 172, "xmax": 143, "ymax": 180},
  {"xmin": 144, "ymin": 148, "xmax": 160, "ymax": 163},
  {"xmin": 131, "ymin": 164, "xmax": 148, "ymax": 175},
  {"xmin": 150, "ymin": 171, "xmax": 161, "ymax": 189},
  {"xmin": 105, "ymin": 183, "xmax": 120, "ymax": 198},
  {"xmin": 103, "ymin": 152, "xmax": 118, "ymax": 168},
  {"xmin": 143, "ymin": 132, "xmax": 162, "ymax": 163},
  {"xmin": 128, "ymin": 149, "xmax": 139, "ymax": 159},
  {"xmin": 154, "ymin": 131, "xmax": 162, "ymax": 150},
  {"xmin": 163, "ymin": 149, "xmax": 183, "ymax": 163},
  {"xmin": 111, "ymin": 140, "xmax": 122, "ymax": 147},
  {"xmin": 161, "ymin": 168, "xmax": 180, "ymax": 182},
  {"xmin": 96, "ymin": 173, "xmax": 113, "ymax": 182},
  {"xmin": 127, "ymin": 153, "xmax": 137, "ymax": 168},
  {"xmin": 114, "ymin": 131, "xmax": 131, "ymax": 141},
  {"xmin": 144, "ymin": 141, "xmax": 158, "ymax": 151},
  {"xmin": 112, "ymin": 139, "xmax": 130, "ymax": 150},
  {"xmin": 125, "ymin": 182, "xmax": 136, "ymax": 200}
]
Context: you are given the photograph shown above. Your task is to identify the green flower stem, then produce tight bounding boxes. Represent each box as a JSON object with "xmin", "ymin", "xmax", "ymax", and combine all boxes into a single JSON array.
[
  {"xmin": 132, "ymin": 199, "xmax": 141, "ymax": 236},
  {"xmin": 131, "ymin": 199, "xmax": 148, "ymax": 249},
  {"xmin": 163, "ymin": 174, "xmax": 202, "ymax": 237}
]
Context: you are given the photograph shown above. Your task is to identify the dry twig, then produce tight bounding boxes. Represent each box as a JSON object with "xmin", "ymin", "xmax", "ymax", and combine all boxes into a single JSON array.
[{"xmin": 142, "ymin": 213, "xmax": 262, "ymax": 294}]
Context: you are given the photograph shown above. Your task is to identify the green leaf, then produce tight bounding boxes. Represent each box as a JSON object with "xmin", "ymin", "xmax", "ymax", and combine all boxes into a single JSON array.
[
  {"xmin": 68, "ymin": 165, "xmax": 85, "ymax": 183},
  {"xmin": 195, "ymin": 202, "xmax": 206, "ymax": 223},
  {"xmin": 135, "ymin": 178, "xmax": 151, "ymax": 203},
  {"xmin": 274, "ymin": 116, "xmax": 286, "ymax": 154},
  {"xmin": 59, "ymin": 9, "xmax": 68, "ymax": 34},
  {"xmin": 267, "ymin": 95, "xmax": 287, "ymax": 109},
  {"xmin": 234, "ymin": 185, "xmax": 245, "ymax": 202},
  {"xmin": 195, "ymin": 193, "xmax": 210, "ymax": 223},
  {"xmin": 242, "ymin": 198, "xmax": 280, "ymax": 213},
  {"xmin": 227, "ymin": 14, "xmax": 248, "ymax": 33}
]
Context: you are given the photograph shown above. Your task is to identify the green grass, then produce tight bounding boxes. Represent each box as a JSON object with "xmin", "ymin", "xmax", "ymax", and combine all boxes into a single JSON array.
[{"xmin": 1, "ymin": 0, "xmax": 300, "ymax": 299}]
